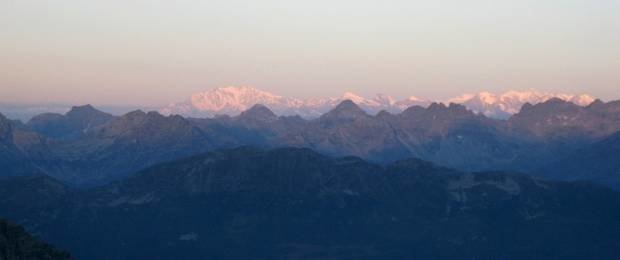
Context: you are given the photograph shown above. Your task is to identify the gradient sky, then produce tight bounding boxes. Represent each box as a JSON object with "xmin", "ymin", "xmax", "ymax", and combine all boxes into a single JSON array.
[{"xmin": 1, "ymin": 0, "xmax": 619, "ymax": 106}]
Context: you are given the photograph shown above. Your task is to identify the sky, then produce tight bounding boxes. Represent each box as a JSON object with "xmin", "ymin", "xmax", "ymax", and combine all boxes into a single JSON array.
[{"xmin": 1, "ymin": 0, "xmax": 619, "ymax": 106}]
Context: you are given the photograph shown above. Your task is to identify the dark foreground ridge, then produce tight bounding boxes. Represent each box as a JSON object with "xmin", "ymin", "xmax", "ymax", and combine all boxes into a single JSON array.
[
  {"xmin": 1, "ymin": 147, "xmax": 620, "ymax": 259},
  {"xmin": 0, "ymin": 219, "xmax": 71, "ymax": 260}
]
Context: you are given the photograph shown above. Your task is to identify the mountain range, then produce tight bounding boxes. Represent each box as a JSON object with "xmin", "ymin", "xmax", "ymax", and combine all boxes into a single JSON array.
[
  {"xmin": 161, "ymin": 86, "xmax": 595, "ymax": 119},
  {"xmin": 2, "ymin": 97, "xmax": 620, "ymax": 190},
  {"xmin": 3, "ymin": 97, "xmax": 620, "ymax": 259},
  {"xmin": 1, "ymin": 147, "xmax": 619, "ymax": 259}
]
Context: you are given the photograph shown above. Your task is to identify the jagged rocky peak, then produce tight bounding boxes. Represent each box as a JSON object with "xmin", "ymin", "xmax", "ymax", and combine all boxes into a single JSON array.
[
  {"xmin": 426, "ymin": 102, "xmax": 472, "ymax": 115},
  {"xmin": 122, "ymin": 109, "xmax": 147, "ymax": 121},
  {"xmin": 400, "ymin": 105, "xmax": 426, "ymax": 117},
  {"xmin": 96, "ymin": 110, "xmax": 191, "ymax": 139},
  {"xmin": 427, "ymin": 102, "xmax": 448, "ymax": 111},
  {"xmin": 447, "ymin": 103, "xmax": 470, "ymax": 113},
  {"xmin": 585, "ymin": 99, "xmax": 620, "ymax": 116},
  {"xmin": 519, "ymin": 102, "xmax": 534, "ymax": 113},
  {"xmin": 238, "ymin": 104, "xmax": 278, "ymax": 121},
  {"xmin": 24, "ymin": 104, "xmax": 115, "ymax": 139},
  {"xmin": 66, "ymin": 104, "xmax": 111, "ymax": 119},
  {"xmin": 98, "ymin": 110, "xmax": 149, "ymax": 134},
  {"xmin": 67, "ymin": 104, "xmax": 97, "ymax": 114},
  {"xmin": 67, "ymin": 104, "xmax": 114, "ymax": 125},
  {"xmin": 587, "ymin": 99, "xmax": 606, "ymax": 109},
  {"xmin": 119, "ymin": 110, "xmax": 182, "ymax": 125},
  {"xmin": 319, "ymin": 100, "xmax": 369, "ymax": 122},
  {"xmin": 333, "ymin": 100, "xmax": 366, "ymax": 114},
  {"xmin": 146, "ymin": 110, "xmax": 166, "ymax": 118},
  {"xmin": 516, "ymin": 97, "xmax": 581, "ymax": 116}
]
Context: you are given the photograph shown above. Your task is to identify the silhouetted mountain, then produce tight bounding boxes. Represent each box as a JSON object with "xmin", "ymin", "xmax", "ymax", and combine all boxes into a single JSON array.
[
  {"xmin": 0, "ymin": 219, "xmax": 71, "ymax": 260},
  {"xmin": 1, "ymin": 147, "xmax": 619, "ymax": 259},
  {"xmin": 238, "ymin": 104, "xmax": 278, "ymax": 121},
  {"xmin": 27, "ymin": 105, "xmax": 114, "ymax": 139},
  {"xmin": 235, "ymin": 104, "xmax": 280, "ymax": 129},
  {"xmin": 319, "ymin": 100, "xmax": 369, "ymax": 122}
]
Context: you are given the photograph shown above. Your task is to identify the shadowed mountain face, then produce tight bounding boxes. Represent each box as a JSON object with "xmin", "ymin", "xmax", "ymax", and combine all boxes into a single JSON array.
[
  {"xmin": 43, "ymin": 110, "xmax": 217, "ymax": 185},
  {"xmin": 27, "ymin": 105, "xmax": 114, "ymax": 140},
  {"xmin": 0, "ymin": 113, "xmax": 43, "ymax": 177},
  {"xmin": 3, "ymin": 99, "xmax": 620, "ymax": 188},
  {"xmin": 508, "ymin": 99, "xmax": 620, "ymax": 140},
  {"xmin": 1, "ymin": 147, "xmax": 619, "ymax": 259},
  {"xmin": 537, "ymin": 131, "xmax": 620, "ymax": 189},
  {"xmin": 0, "ymin": 218, "xmax": 71, "ymax": 260}
]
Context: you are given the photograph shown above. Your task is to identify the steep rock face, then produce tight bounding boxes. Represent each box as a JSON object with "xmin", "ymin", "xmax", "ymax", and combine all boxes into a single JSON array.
[
  {"xmin": 1, "ymin": 147, "xmax": 619, "ymax": 259},
  {"xmin": 0, "ymin": 219, "xmax": 71, "ymax": 260},
  {"xmin": 27, "ymin": 105, "xmax": 114, "ymax": 139}
]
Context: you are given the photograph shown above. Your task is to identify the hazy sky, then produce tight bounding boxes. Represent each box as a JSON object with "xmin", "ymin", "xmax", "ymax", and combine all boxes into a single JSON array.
[{"xmin": 1, "ymin": 0, "xmax": 619, "ymax": 106}]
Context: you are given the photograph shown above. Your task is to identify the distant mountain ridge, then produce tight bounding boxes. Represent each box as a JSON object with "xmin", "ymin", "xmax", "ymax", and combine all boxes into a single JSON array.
[
  {"xmin": 161, "ymin": 86, "xmax": 594, "ymax": 119},
  {"xmin": 27, "ymin": 104, "xmax": 114, "ymax": 139}
]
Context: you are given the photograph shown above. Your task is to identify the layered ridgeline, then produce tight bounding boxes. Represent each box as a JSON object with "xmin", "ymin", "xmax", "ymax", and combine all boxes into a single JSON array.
[
  {"xmin": 161, "ymin": 86, "xmax": 594, "ymax": 119},
  {"xmin": 0, "ymin": 219, "xmax": 71, "ymax": 260},
  {"xmin": 0, "ymin": 147, "xmax": 619, "ymax": 259},
  {"xmin": 2, "ymin": 98, "xmax": 620, "ymax": 189}
]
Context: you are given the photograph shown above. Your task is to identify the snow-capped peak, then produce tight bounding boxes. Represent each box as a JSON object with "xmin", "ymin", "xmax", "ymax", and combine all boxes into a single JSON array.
[
  {"xmin": 405, "ymin": 96, "xmax": 424, "ymax": 102},
  {"xmin": 447, "ymin": 90, "xmax": 596, "ymax": 118},
  {"xmin": 161, "ymin": 87, "xmax": 596, "ymax": 119},
  {"xmin": 476, "ymin": 91, "xmax": 498, "ymax": 104},
  {"xmin": 342, "ymin": 92, "xmax": 367, "ymax": 104},
  {"xmin": 566, "ymin": 94, "xmax": 596, "ymax": 106},
  {"xmin": 373, "ymin": 94, "xmax": 397, "ymax": 106},
  {"xmin": 447, "ymin": 94, "xmax": 475, "ymax": 104}
]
